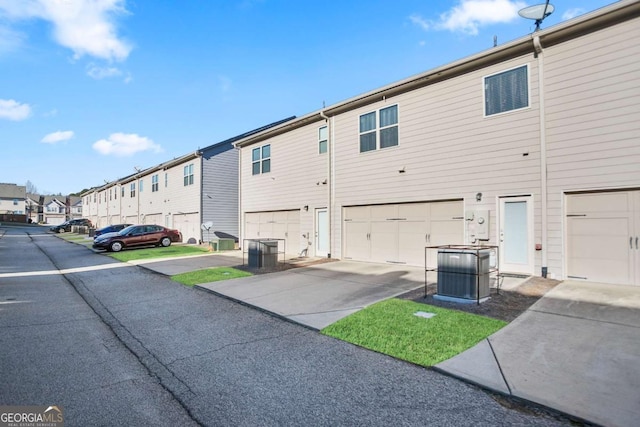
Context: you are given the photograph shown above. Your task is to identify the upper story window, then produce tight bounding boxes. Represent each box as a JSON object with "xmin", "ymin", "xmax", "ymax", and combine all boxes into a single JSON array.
[
  {"xmin": 152, "ymin": 174, "xmax": 159, "ymax": 192},
  {"xmin": 359, "ymin": 105, "xmax": 398, "ymax": 153},
  {"xmin": 130, "ymin": 182, "xmax": 136, "ymax": 198},
  {"xmin": 184, "ymin": 164, "xmax": 194, "ymax": 186},
  {"xmin": 318, "ymin": 126, "xmax": 328, "ymax": 154},
  {"xmin": 252, "ymin": 144, "xmax": 271, "ymax": 175},
  {"xmin": 484, "ymin": 65, "xmax": 529, "ymax": 116}
]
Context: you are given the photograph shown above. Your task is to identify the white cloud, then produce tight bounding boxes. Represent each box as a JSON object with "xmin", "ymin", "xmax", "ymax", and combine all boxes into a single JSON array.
[
  {"xmin": 41, "ymin": 130, "xmax": 74, "ymax": 144},
  {"xmin": 0, "ymin": 0, "xmax": 132, "ymax": 61},
  {"xmin": 413, "ymin": 0, "xmax": 526, "ymax": 35},
  {"xmin": 409, "ymin": 14, "xmax": 430, "ymax": 31},
  {"xmin": 93, "ymin": 133, "xmax": 163, "ymax": 157},
  {"xmin": 87, "ymin": 63, "xmax": 122, "ymax": 79},
  {"xmin": 0, "ymin": 24, "xmax": 25, "ymax": 54},
  {"xmin": 0, "ymin": 99, "xmax": 31, "ymax": 121},
  {"xmin": 562, "ymin": 8, "xmax": 585, "ymax": 21}
]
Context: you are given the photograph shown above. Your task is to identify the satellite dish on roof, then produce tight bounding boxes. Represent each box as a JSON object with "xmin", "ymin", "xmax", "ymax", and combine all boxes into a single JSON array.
[{"xmin": 518, "ymin": 2, "xmax": 554, "ymax": 31}]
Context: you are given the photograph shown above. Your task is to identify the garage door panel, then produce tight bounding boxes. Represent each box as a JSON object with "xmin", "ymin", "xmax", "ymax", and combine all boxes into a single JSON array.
[
  {"xmin": 399, "ymin": 221, "xmax": 427, "ymax": 265},
  {"xmin": 370, "ymin": 205, "xmax": 397, "ymax": 220},
  {"xmin": 567, "ymin": 218, "xmax": 629, "ymax": 236},
  {"xmin": 430, "ymin": 201, "xmax": 463, "ymax": 219},
  {"xmin": 344, "ymin": 206, "xmax": 370, "ymax": 221},
  {"xmin": 370, "ymin": 221, "xmax": 398, "ymax": 263},
  {"xmin": 567, "ymin": 193, "xmax": 630, "ymax": 214},
  {"xmin": 398, "ymin": 203, "xmax": 428, "ymax": 221},
  {"xmin": 344, "ymin": 221, "xmax": 369, "ymax": 260}
]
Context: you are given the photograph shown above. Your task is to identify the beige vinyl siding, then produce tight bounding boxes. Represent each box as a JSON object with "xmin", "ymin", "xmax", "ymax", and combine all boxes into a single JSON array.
[
  {"xmin": 332, "ymin": 55, "xmax": 542, "ymax": 260},
  {"xmin": 544, "ymin": 17, "xmax": 640, "ymax": 278},
  {"xmin": 162, "ymin": 160, "xmax": 201, "ymax": 240},
  {"xmin": 241, "ymin": 122, "xmax": 328, "ymax": 255}
]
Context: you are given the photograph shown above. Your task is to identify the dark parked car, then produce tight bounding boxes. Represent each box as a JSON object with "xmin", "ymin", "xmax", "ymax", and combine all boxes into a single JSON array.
[
  {"xmin": 50, "ymin": 218, "xmax": 92, "ymax": 233},
  {"xmin": 93, "ymin": 223, "xmax": 133, "ymax": 239},
  {"xmin": 92, "ymin": 224, "xmax": 182, "ymax": 252}
]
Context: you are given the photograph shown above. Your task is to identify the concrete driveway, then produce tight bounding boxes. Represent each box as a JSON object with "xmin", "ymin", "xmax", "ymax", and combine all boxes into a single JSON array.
[
  {"xmin": 437, "ymin": 280, "xmax": 640, "ymax": 427},
  {"xmin": 196, "ymin": 260, "xmax": 425, "ymax": 329}
]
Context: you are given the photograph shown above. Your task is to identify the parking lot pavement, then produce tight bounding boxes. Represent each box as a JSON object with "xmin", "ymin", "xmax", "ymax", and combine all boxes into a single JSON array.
[
  {"xmin": 196, "ymin": 260, "xmax": 425, "ymax": 330},
  {"xmin": 131, "ymin": 251, "xmax": 244, "ymax": 275}
]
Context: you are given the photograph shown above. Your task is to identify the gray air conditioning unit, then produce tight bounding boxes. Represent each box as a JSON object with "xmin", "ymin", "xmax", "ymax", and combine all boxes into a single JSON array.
[{"xmin": 437, "ymin": 248, "xmax": 491, "ymax": 300}]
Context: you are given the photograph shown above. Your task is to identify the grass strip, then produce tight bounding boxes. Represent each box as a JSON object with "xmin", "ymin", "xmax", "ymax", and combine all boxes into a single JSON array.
[
  {"xmin": 108, "ymin": 245, "xmax": 208, "ymax": 262},
  {"xmin": 322, "ymin": 298, "xmax": 506, "ymax": 367},
  {"xmin": 171, "ymin": 267, "xmax": 252, "ymax": 287}
]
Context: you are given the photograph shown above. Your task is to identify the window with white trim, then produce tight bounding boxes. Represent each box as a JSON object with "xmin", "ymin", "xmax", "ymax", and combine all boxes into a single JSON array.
[
  {"xmin": 318, "ymin": 126, "xmax": 327, "ymax": 154},
  {"xmin": 152, "ymin": 174, "xmax": 159, "ymax": 192},
  {"xmin": 484, "ymin": 65, "xmax": 529, "ymax": 116},
  {"xmin": 184, "ymin": 164, "xmax": 194, "ymax": 186},
  {"xmin": 252, "ymin": 145, "xmax": 271, "ymax": 175},
  {"xmin": 359, "ymin": 105, "xmax": 398, "ymax": 153}
]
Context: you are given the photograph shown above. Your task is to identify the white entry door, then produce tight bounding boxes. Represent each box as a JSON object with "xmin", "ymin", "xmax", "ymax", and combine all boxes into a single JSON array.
[
  {"xmin": 315, "ymin": 208, "xmax": 329, "ymax": 257},
  {"xmin": 499, "ymin": 196, "xmax": 534, "ymax": 274}
]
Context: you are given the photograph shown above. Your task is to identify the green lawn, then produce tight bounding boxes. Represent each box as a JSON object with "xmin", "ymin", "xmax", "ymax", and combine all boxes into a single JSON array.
[
  {"xmin": 108, "ymin": 245, "xmax": 208, "ymax": 262},
  {"xmin": 171, "ymin": 267, "xmax": 252, "ymax": 287},
  {"xmin": 57, "ymin": 233, "xmax": 89, "ymax": 241},
  {"xmin": 322, "ymin": 298, "xmax": 506, "ymax": 367}
]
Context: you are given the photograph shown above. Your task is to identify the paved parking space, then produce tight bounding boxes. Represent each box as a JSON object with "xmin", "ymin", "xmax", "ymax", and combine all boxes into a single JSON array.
[{"xmin": 195, "ymin": 260, "xmax": 425, "ymax": 329}]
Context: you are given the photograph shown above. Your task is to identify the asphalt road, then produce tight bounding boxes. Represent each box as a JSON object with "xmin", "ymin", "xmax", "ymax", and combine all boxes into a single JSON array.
[{"xmin": 0, "ymin": 225, "xmax": 569, "ymax": 426}]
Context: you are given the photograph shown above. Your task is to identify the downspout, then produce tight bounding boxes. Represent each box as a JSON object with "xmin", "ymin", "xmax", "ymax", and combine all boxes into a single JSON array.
[
  {"xmin": 198, "ymin": 151, "xmax": 204, "ymax": 244},
  {"xmin": 237, "ymin": 145, "xmax": 242, "ymax": 250},
  {"xmin": 534, "ymin": 35, "xmax": 548, "ymax": 278},
  {"xmin": 319, "ymin": 110, "xmax": 332, "ymax": 258}
]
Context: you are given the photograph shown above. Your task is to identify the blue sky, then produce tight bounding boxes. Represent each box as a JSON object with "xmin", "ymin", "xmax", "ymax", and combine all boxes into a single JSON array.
[{"xmin": 0, "ymin": 0, "xmax": 615, "ymax": 195}]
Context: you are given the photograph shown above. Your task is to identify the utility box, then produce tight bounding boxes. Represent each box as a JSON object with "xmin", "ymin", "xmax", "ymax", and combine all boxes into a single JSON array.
[
  {"xmin": 209, "ymin": 237, "xmax": 235, "ymax": 252},
  {"xmin": 247, "ymin": 240, "xmax": 279, "ymax": 268},
  {"xmin": 437, "ymin": 248, "xmax": 490, "ymax": 300}
]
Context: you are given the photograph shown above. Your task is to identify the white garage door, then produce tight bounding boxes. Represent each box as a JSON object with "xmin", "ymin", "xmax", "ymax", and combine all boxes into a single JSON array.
[
  {"xmin": 174, "ymin": 213, "xmax": 200, "ymax": 244},
  {"xmin": 344, "ymin": 201, "xmax": 464, "ymax": 267},
  {"xmin": 567, "ymin": 191, "xmax": 640, "ymax": 286},
  {"xmin": 245, "ymin": 210, "xmax": 300, "ymax": 256},
  {"xmin": 144, "ymin": 213, "xmax": 162, "ymax": 226}
]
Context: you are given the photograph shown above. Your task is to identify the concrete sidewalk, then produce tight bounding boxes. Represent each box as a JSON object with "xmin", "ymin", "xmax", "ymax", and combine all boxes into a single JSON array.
[
  {"xmin": 195, "ymin": 260, "xmax": 425, "ymax": 329},
  {"xmin": 436, "ymin": 280, "xmax": 640, "ymax": 427}
]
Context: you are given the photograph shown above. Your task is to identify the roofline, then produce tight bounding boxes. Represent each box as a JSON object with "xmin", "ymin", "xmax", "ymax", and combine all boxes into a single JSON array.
[{"xmin": 233, "ymin": 0, "xmax": 640, "ymax": 148}]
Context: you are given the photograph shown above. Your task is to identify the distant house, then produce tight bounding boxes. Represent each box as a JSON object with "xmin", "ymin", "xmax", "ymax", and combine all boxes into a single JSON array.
[
  {"xmin": 0, "ymin": 183, "xmax": 26, "ymax": 220},
  {"xmin": 42, "ymin": 197, "xmax": 66, "ymax": 225},
  {"xmin": 233, "ymin": 0, "xmax": 640, "ymax": 287},
  {"xmin": 83, "ymin": 117, "xmax": 294, "ymax": 243}
]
